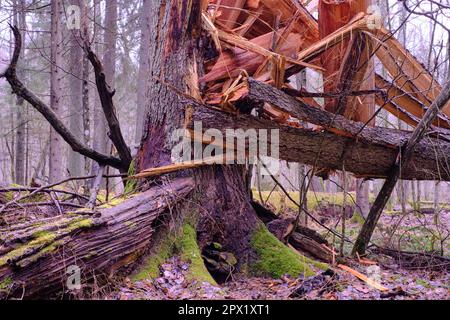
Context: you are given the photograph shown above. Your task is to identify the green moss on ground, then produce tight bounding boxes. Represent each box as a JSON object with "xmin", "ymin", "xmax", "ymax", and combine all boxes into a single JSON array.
[
  {"xmin": 132, "ymin": 232, "xmax": 175, "ymax": 281},
  {"xmin": 175, "ymin": 224, "xmax": 217, "ymax": 285},
  {"xmin": 132, "ymin": 221, "xmax": 217, "ymax": 286},
  {"xmin": 350, "ymin": 211, "xmax": 366, "ymax": 225},
  {"xmin": 2, "ymin": 184, "xmax": 48, "ymax": 203},
  {"xmin": 250, "ymin": 223, "xmax": 326, "ymax": 278}
]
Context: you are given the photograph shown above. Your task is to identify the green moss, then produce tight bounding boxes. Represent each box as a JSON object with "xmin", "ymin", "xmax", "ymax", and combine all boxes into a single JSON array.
[
  {"xmin": 212, "ymin": 242, "xmax": 222, "ymax": 250},
  {"xmin": 4, "ymin": 191, "xmax": 15, "ymax": 202},
  {"xmin": 132, "ymin": 233, "xmax": 175, "ymax": 281},
  {"xmin": 98, "ymin": 197, "xmax": 127, "ymax": 209},
  {"xmin": 175, "ymin": 224, "xmax": 217, "ymax": 285},
  {"xmin": 124, "ymin": 221, "xmax": 137, "ymax": 229},
  {"xmin": 2, "ymin": 184, "xmax": 47, "ymax": 203},
  {"xmin": 0, "ymin": 277, "xmax": 12, "ymax": 290},
  {"xmin": 0, "ymin": 231, "xmax": 57, "ymax": 267},
  {"xmin": 67, "ymin": 217, "xmax": 93, "ymax": 232},
  {"xmin": 0, "ymin": 216, "xmax": 94, "ymax": 268},
  {"xmin": 124, "ymin": 160, "xmax": 137, "ymax": 194},
  {"xmin": 415, "ymin": 279, "xmax": 433, "ymax": 289},
  {"xmin": 250, "ymin": 223, "xmax": 323, "ymax": 278},
  {"xmin": 132, "ymin": 221, "xmax": 216, "ymax": 286}
]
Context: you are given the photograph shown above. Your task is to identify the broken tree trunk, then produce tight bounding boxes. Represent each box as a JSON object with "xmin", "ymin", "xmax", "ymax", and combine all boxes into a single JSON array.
[
  {"xmin": 352, "ymin": 78, "xmax": 450, "ymax": 255},
  {"xmin": 243, "ymin": 79, "xmax": 450, "ymax": 180},
  {"xmin": 135, "ymin": 0, "xmax": 321, "ymax": 283},
  {"xmin": 0, "ymin": 178, "xmax": 194, "ymax": 298}
]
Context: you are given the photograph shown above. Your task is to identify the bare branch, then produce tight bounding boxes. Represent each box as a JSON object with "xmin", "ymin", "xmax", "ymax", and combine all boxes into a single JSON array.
[
  {"xmin": 1, "ymin": 26, "xmax": 125, "ymax": 171},
  {"xmin": 84, "ymin": 44, "xmax": 133, "ymax": 169}
]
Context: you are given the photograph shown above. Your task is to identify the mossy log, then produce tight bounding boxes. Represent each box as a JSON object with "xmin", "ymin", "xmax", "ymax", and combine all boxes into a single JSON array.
[
  {"xmin": 253, "ymin": 201, "xmax": 333, "ymax": 263},
  {"xmin": 0, "ymin": 178, "xmax": 194, "ymax": 298}
]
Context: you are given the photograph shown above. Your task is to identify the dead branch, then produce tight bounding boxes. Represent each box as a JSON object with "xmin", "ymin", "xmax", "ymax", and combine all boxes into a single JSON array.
[
  {"xmin": 0, "ymin": 25, "xmax": 125, "ymax": 171},
  {"xmin": 85, "ymin": 45, "xmax": 132, "ymax": 171},
  {"xmin": 0, "ymin": 173, "xmax": 125, "ymax": 214}
]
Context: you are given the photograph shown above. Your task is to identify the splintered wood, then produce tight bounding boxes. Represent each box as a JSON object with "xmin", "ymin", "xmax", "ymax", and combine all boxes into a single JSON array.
[
  {"xmin": 201, "ymin": 0, "xmax": 449, "ymax": 129},
  {"xmin": 135, "ymin": 0, "xmax": 450, "ymax": 177}
]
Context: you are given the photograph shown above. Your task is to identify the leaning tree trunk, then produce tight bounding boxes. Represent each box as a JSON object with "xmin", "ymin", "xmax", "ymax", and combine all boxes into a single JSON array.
[{"xmin": 0, "ymin": 178, "xmax": 194, "ymax": 298}]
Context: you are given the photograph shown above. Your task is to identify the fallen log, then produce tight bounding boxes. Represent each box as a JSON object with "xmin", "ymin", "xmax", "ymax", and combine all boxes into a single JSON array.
[
  {"xmin": 129, "ymin": 93, "xmax": 449, "ymax": 181},
  {"xmin": 251, "ymin": 201, "xmax": 333, "ymax": 263},
  {"xmin": 217, "ymin": 81, "xmax": 449, "ymax": 180},
  {"xmin": 0, "ymin": 178, "xmax": 194, "ymax": 298},
  {"xmin": 289, "ymin": 233, "xmax": 332, "ymax": 263}
]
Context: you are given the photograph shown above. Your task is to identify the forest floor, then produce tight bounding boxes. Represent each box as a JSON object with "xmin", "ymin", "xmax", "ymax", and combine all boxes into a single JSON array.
[
  {"xmin": 110, "ymin": 257, "xmax": 449, "ymax": 300},
  {"xmin": 108, "ymin": 192, "xmax": 449, "ymax": 300}
]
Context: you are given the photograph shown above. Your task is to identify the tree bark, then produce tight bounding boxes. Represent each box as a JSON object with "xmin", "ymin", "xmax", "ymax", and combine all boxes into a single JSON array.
[
  {"xmin": 49, "ymin": 0, "xmax": 65, "ymax": 183},
  {"xmin": 68, "ymin": 0, "xmax": 86, "ymax": 179},
  {"xmin": 135, "ymin": 0, "xmax": 264, "ymax": 262},
  {"xmin": 245, "ymin": 79, "xmax": 450, "ymax": 181}
]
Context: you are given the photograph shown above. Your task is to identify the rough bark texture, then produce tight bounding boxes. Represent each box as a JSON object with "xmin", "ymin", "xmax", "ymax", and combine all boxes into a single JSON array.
[
  {"xmin": 136, "ymin": 0, "xmax": 263, "ymax": 264},
  {"xmin": 0, "ymin": 178, "xmax": 194, "ymax": 298}
]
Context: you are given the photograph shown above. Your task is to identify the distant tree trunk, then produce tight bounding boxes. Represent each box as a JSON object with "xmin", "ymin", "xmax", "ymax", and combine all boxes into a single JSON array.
[
  {"xmin": 134, "ymin": 0, "xmax": 152, "ymax": 152},
  {"xmin": 433, "ymin": 182, "xmax": 440, "ymax": 214},
  {"xmin": 396, "ymin": 0, "xmax": 408, "ymax": 215},
  {"xmin": 49, "ymin": 0, "xmax": 65, "ymax": 183},
  {"xmin": 68, "ymin": 0, "xmax": 86, "ymax": 179},
  {"xmin": 356, "ymin": 179, "xmax": 370, "ymax": 218},
  {"xmin": 12, "ymin": 0, "xmax": 26, "ymax": 185},
  {"xmin": 81, "ymin": 0, "xmax": 90, "ymax": 175}
]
